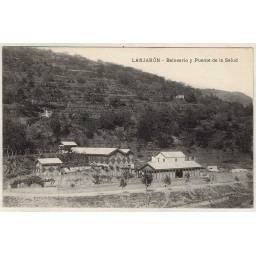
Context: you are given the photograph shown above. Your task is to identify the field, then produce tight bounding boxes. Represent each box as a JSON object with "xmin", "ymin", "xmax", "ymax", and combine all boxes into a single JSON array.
[{"xmin": 3, "ymin": 180, "xmax": 253, "ymax": 208}]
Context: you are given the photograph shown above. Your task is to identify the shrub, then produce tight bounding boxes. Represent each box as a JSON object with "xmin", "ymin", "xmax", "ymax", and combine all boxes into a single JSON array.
[
  {"xmin": 6, "ymin": 169, "xmax": 32, "ymax": 179},
  {"xmin": 85, "ymin": 129, "xmax": 94, "ymax": 139},
  {"xmin": 234, "ymin": 176, "xmax": 240, "ymax": 182},
  {"xmin": 205, "ymin": 177, "xmax": 211, "ymax": 183},
  {"xmin": 92, "ymin": 174, "xmax": 100, "ymax": 184},
  {"xmin": 163, "ymin": 175, "xmax": 171, "ymax": 187},
  {"xmin": 122, "ymin": 169, "xmax": 134, "ymax": 180},
  {"xmin": 141, "ymin": 172, "xmax": 153, "ymax": 190},
  {"xmin": 119, "ymin": 178, "xmax": 127, "ymax": 189},
  {"xmin": 11, "ymin": 176, "xmax": 44, "ymax": 188}
]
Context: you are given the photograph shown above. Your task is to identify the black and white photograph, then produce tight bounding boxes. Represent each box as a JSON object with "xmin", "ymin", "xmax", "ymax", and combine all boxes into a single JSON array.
[{"xmin": 1, "ymin": 46, "xmax": 253, "ymax": 209}]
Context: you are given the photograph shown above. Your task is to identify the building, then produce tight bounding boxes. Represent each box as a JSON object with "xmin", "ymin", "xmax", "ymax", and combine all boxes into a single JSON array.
[
  {"xmin": 59, "ymin": 141, "xmax": 78, "ymax": 153},
  {"xmin": 71, "ymin": 147, "xmax": 134, "ymax": 176},
  {"xmin": 151, "ymin": 151, "xmax": 188, "ymax": 163},
  {"xmin": 175, "ymin": 95, "xmax": 185, "ymax": 100},
  {"xmin": 138, "ymin": 151, "xmax": 204, "ymax": 180},
  {"xmin": 40, "ymin": 108, "xmax": 53, "ymax": 118},
  {"xmin": 35, "ymin": 158, "xmax": 63, "ymax": 178},
  {"xmin": 35, "ymin": 158, "xmax": 63, "ymax": 177},
  {"xmin": 230, "ymin": 168, "xmax": 248, "ymax": 173},
  {"xmin": 207, "ymin": 166, "xmax": 220, "ymax": 172}
]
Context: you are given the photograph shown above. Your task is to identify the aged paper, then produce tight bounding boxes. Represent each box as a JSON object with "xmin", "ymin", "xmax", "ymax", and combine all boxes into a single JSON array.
[{"xmin": 0, "ymin": 44, "xmax": 254, "ymax": 210}]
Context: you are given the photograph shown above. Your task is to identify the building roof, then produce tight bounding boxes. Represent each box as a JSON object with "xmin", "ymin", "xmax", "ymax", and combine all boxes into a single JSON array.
[
  {"xmin": 119, "ymin": 149, "xmax": 132, "ymax": 154},
  {"xmin": 71, "ymin": 147, "xmax": 132, "ymax": 156},
  {"xmin": 37, "ymin": 158, "xmax": 63, "ymax": 165},
  {"xmin": 159, "ymin": 151, "xmax": 186, "ymax": 158},
  {"xmin": 60, "ymin": 141, "xmax": 78, "ymax": 146},
  {"xmin": 230, "ymin": 168, "xmax": 248, "ymax": 173},
  {"xmin": 142, "ymin": 160, "xmax": 202, "ymax": 171}
]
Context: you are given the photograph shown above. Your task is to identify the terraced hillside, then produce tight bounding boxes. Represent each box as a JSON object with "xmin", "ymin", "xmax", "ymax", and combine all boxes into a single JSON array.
[{"xmin": 2, "ymin": 46, "xmax": 253, "ymax": 160}]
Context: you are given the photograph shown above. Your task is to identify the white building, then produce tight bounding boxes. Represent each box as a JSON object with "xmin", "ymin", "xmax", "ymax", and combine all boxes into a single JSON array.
[
  {"xmin": 151, "ymin": 151, "xmax": 188, "ymax": 164},
  {"xmin": 40, "ymin": 109, "xmax": 53, "ymax": 118},
  {"xmin": 207, "ymin": 166, "xmax": 219, "ymax": 172},
  {"xmin": 175, "ymin": 95, "xmax": 185, "ymax": 100},
  {"xmin": 139, "ymin": 151, "xmax": 203, "ymax": 179}
]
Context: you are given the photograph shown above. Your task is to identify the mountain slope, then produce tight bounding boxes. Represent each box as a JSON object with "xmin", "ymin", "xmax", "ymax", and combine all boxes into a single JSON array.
[
  {"xmin": 202, "ymin": 89, "xmax": 252, "ymax": 106},
  {"xmin": 2, "ymin": 46, "xmax": 253, "ymax": 156}
]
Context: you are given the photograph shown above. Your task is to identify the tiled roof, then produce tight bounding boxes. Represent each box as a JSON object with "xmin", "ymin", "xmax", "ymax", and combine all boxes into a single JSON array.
[
  {"xmin": 71, "ymin": 147, "xmax": 131, "ymax": 156},
  {"xmin": 37, "ymin": 158, "xmax": 63, "ymax": 165}
]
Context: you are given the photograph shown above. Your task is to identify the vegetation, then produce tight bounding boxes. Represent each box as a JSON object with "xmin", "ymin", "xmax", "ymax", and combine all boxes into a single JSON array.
[
  {"xmin": 119, "ymin": 178, "xmax": 127, "ymax": 189},
  {"xmin": 2, "ymin": 46, "xmax": 253, "ymax": 157},
  {"xmin": 11, "ymin": 176, "xmax": 44, "ymax": 188},
  {"xmin": 185, "ymin": 172, "xmax": 190, "ymax": 183},
  {"xmin": 163, "ymin": 175, "xmax": 171, "ymax": 187},
  {"xmin": 141, "ymin": 172, "xmax": 153, "ymax": 190},
  {"xmin": 92, "ymin": 174, "xmax": 100, "ymax": 184}
]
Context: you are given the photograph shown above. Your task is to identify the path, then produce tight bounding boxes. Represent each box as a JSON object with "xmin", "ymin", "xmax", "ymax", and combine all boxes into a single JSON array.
[{"xmin": 3, "ymin": 180, "xmax": 242, "ymax": 198}]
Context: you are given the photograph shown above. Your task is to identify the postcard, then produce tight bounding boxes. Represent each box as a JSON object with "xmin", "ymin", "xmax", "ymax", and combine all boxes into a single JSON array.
[{"xmin": 1, "ymin": 45, "xmax": 254, "ymax": 210}]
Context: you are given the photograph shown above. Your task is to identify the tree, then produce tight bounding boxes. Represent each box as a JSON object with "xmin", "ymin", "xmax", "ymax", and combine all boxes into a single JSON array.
[
  {"xmin": 50, "ymin": 118, "xmax": 61, "ymax": 140},
  {"xmin": 185, "ymin": 91, "xmax": 197, "ymax": 103},
  {"xmin": 79, "ymin": 111, "xmax": 90, "ymax": 126},
  {"xmin": 3, "ymin": 117, "xmax": 33, "ymax": 155},
  {"xmin": 157, "ymin": 132, "xmax": 174, "ymax": 148},
  {"xmin": 185, "ymin": 172, "xmax": 190, "ymax": 183},
  {"xmin": 119, "ymin": 178, "xmax": 127, "ymax": 189},
  {"xmin": 92, "ymin": 174, "xmax": 100, "ymax": 184},
  {"xmin": 141, "ymin": 172, "xmax": 153, "ymax": 190},
  {"xmin": 109, "ymin": 97, "xmax": 125, "ymax": 108},
  {"xmin": 122, "ymin": 169, "xmax": 133, "ymax": 180},
  {"xmin": 163, "ymin": 175, "xmax": 171, "ymax": 187}
]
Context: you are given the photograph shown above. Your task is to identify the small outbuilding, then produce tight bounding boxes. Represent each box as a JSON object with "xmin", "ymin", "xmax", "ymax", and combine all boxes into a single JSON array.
[
  {"xmin": 59, "ymin": 141, "xmax": 78, "ymax": 153},
  {"xmin": 207, "ymin": 166, "xmax": 220, "ymax": 172},
  {"xmin": 175, "ymin": 95, "xmax": 185, "ymax": 100},
  {"xmin": 230, "ymin": 168, "xmax": 248, "ymax": 173},
  {"xmin": 35, "ymin": 158, "xmax": 63, "ymax": 176}
]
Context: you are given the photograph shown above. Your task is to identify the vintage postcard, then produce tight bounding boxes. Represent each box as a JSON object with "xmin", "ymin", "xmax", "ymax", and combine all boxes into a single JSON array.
[{"xmin": 0, "ymin": 45, "xmax": 254, "ymax": 210}]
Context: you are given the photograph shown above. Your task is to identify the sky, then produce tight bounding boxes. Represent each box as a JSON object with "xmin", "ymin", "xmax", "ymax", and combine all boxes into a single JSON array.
[{"xmin": 45, "ymin": 47, "xmax": 253, "ymax": 97}]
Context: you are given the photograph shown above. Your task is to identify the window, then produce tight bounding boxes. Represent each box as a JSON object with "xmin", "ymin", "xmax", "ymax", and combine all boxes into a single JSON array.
[
  {"xmin": 175, "ymin": 158, "xmax": 177, "ymax": 162},
  {"xmin": 163, "ymin": 159, "xmax": 165, "ymax": 162},
  {"xmin": 158, "ymin": 158, "xmax": 159, "ymax": 162}
]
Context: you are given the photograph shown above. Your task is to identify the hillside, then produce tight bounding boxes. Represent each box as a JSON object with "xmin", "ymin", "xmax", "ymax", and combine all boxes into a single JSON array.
[
  {"xmin": 202, "ymin": 89, "xmax": 252, "ymax": 106},
  {"xmin": 2, "ymin": 46, "xmax": 253, "ymax": 157}
]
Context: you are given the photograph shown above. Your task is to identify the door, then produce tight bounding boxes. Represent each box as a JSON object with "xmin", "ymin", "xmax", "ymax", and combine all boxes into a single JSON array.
[{"xmin": 175, "ymin": 169, "xmax": 183, "ymax": 178}]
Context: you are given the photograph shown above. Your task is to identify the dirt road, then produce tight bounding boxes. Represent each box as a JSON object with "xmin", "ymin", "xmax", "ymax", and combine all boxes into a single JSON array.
[{"xmin": 3, "ymin": 180, "xmax": 245, "ymax": 198}]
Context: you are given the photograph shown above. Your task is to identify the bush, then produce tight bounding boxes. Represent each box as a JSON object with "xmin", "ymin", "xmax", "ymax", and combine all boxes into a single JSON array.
[
  {"xmin": 109, "ymin": 97, "xmax": 126, "ymax": 108},
  {"xmin": 6, "ymin": 169, "xmax": 32, "ymax": 179},
  {"xmin": 11, "ymin": 176, "xmax": 44, "ymax": 188},
  {"xmin": 119, "ymin": 178, "xmax": 127, "ymax": 189},
  {"xmin": 122, "ymin": 169, "xmax": 134, "ymax": 180},
  {"xmin": 163, "ymin": 175, "xmax": 171, "ymax": 187},
  {"xmin": 99, "ymin": 111, "xmax": 132, "ymax": 130},
  {"xmin": 205, "ymin": 177, "xmax": 211, "ymax": 183},
  {"xmin": 141, "ymin": 172, "xmax": 153, "ymax": 190},
  {"xmin": 234, "ymin": 176, "xmax": 240, "ymax": 182},
  {"xmin": 85, "ymin": 129, "xmax": 94, "ymax": 139},
  {"xmin": 92, "ymin": 174, "xmax": 100, "ymax": 184}
]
